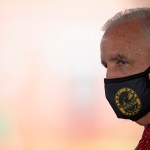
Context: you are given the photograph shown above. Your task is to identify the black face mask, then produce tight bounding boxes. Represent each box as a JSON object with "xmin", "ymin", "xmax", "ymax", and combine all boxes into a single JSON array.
[{"xmin": 104, "ymin": 67, "xmax": 150, "ymax": 121}]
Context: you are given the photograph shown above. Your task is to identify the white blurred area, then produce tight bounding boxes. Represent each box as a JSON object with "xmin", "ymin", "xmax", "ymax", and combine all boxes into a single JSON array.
[{"xmin": 0, "ymin": 0, "xmax": 150, "ymax": 150}]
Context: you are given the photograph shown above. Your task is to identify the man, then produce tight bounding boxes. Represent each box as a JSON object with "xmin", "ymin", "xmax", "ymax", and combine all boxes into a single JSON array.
[{"xmin": 100, "ymin": 8, "xmax": 150, "ymax": 149}]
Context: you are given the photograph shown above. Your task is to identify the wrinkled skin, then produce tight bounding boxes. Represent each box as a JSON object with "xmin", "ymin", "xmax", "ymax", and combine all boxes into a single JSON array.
[{"xmin": 100, "ymin": 21, "xmax": 150, "ymax": 126}]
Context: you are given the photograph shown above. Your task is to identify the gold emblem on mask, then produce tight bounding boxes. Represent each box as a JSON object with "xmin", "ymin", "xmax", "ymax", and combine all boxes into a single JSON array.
[{"xmin": 115, "ymin": 88, "xmax": 142, "ymax": 116}]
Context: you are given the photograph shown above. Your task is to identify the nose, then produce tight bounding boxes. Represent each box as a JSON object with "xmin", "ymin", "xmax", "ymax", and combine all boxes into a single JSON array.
[{"xmin": 106, "ymin": 67, "xmax": 119, "ymax": 79}]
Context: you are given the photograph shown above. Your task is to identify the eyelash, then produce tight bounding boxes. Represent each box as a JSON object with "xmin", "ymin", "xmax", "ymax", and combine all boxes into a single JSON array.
[
  {"xmin": 117, "ymin": 60, "xmax": 128, "ymax": 65},
  {"xmin": 103, "ymin": 60, "xmax": 128, "ymax": 68}
]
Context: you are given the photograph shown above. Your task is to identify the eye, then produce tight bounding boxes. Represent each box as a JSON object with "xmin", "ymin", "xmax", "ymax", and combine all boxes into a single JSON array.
[{"xmin": 117, "ymin": 60, "xmax": 128, "ymax": 65}]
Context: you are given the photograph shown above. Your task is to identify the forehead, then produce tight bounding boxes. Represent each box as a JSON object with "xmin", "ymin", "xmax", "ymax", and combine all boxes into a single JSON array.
[{"xmin": 100, "ymin": 23, "xmax": 148, "ymax": 59}]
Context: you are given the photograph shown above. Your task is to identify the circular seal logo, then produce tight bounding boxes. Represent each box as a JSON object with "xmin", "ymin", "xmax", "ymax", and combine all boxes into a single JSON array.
[{"xmin": 115, "ymin": 88, "xmax": 142, "ymax": 116}]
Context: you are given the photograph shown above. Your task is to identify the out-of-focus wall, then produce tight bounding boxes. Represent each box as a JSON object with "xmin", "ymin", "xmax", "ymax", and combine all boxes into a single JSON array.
[{"xmin": 0, "ymin": 0, "xmax": 150, "ymax": 149}]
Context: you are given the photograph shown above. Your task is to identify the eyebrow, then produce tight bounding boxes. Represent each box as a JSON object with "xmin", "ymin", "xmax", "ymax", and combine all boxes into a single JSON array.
[
  {"xmin": 101, "ymin": 54, "xmax": 128, "ymax": 68},
  {"xmin": 110, "ymin": 54, "xmax": 127, "ymax": 61}
]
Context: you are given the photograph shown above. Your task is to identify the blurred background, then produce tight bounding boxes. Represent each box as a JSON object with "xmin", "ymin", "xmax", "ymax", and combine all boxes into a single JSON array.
[{"xmin": 0, "ymin": 0, "xmax": 150, "ymax": 149}]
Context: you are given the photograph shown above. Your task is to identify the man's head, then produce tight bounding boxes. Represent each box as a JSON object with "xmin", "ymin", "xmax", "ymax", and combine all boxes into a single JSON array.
[{"xmin": 100, "ymin": 8, "xmax": 150, "ymax": 126}]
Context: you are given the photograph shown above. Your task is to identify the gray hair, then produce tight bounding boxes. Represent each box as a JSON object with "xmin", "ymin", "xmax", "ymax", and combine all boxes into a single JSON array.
[{"xmin": 102, "ymin": 7, "xmax": 150, "ymax": 47}]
